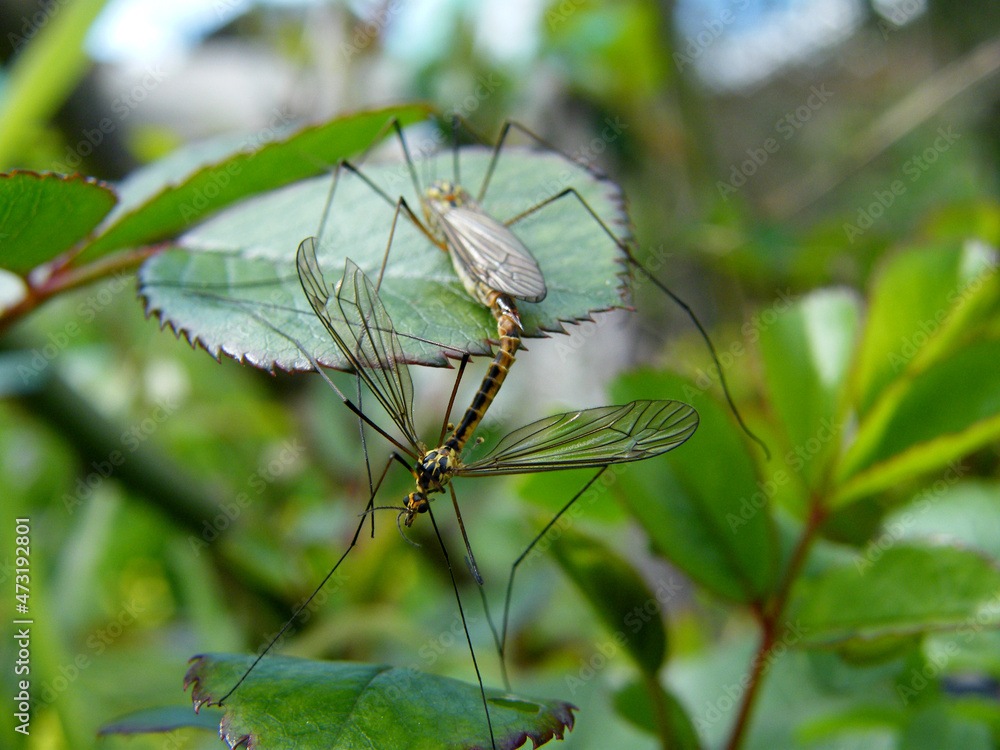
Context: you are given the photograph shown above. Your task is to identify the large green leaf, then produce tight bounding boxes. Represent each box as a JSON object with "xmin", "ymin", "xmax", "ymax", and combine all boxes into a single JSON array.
[
  {"xmin": 140, "ymin": 145, "xmax": 629, "ymax": 370},
  {"xmin": 787, "ymin": 544, "xmax": 1000, "ymax": 649},
  {"xmin": 850, "ymin": 242, "xmax": 1000, "ymax": 417},
  {"xmin": 184, "ymin": 654, "xmax": 575, "ymax": 750},
  {"xmin": 77, "ymin": 104, "xmax": 430, "ymax": 263},
  {"xmin": 834, "ymin": 338, "xmax": 1000, "ymax": 505},
  {"xmin": 610, "ymin": 370, "xmax": 779, "ymax": 603},
  {"xmin": 549, "ymin": 527, "xmax": 668, "ymax": 676},
  {"xmin": 886, "ymin": 480, "xmax": 1000, "ymax": 561},
  {"xmin": 758, "ymin": 288, "xmax": 859, "ymax": 489},
  {"xmin": 0, "ymin": 171, "xmax": 116, "ymax": 273}
]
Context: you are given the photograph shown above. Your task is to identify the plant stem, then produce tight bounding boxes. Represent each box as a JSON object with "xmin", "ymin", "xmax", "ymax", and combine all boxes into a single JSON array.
[
  {"xmin": 0, "ymin": 246, "xmax": 155, "ymax": 334},
  {"xmin": 724, "ymin": 498, "xmax": 827, "ymax": 750},
  {"xmin": 643, "ymin": 671, "xmax": 672, "ymax": 750}
]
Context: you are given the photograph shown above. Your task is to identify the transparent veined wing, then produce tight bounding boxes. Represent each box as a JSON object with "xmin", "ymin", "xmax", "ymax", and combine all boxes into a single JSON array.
[
  {"xmin": 435, "ymin": 204, "xmax": 547, "ymax": 303},
  {"xmin": 458, "ymin": 400, "xmax": 697, "ymax": 476},
  {"xmin": 296, "ymin": 239, "xmax": 420, "ymax": 446}
]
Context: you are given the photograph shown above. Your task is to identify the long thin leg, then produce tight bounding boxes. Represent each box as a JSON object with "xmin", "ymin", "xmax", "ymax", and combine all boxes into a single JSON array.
[
  {"xmin": 488, "ymin": 467, "xmax": 608, "ymax": 691},
  {"xmin": 439, "ymin": 354, "xmax": 471, "ymax": 446},
  {"xmin": 425, "ymin": 503, "xmax": 496, "ymax": 750},
  {"xmin": 219, "ymin": 451, "xmax": 403, "ymax": 704},
  {"xmin": 506, "ymin": 184, "xmax": 771, "ymax": 460},
  {"xmin": 449, "ymin": 484, "xmax": 483, "ymax": 586}
]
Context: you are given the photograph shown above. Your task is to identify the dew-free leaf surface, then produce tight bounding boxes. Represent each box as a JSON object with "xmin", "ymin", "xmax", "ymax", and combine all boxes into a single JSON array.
[
  {"xmin": 140, "ymin": 145, "xmax": 629, "ymax": 370},
  {"xmin": 184, "ymin": 654, "xmax": 576, "ymax": 750}
]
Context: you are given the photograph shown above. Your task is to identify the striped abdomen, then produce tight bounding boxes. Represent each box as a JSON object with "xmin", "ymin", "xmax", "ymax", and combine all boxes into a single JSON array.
[{"xmin": 444, "ymin": 294, "xmax": 521, "ymax": 455}]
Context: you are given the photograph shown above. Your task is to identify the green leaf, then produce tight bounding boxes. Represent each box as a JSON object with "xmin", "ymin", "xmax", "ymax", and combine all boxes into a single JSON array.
[
  {"xmin": 898, "ymin": 704, "xmax": 993, "ymax": 750},
  {"xmin": 549, "ymin": 527, "xmax": 668, "ymax": 676},
  {"xmin": 887, "ymin": 479, "xmax": 1000, "ymax": 561},
  {"xmin": 0, "ymin": 171, "xmax": 117, "ymax": 273},
  {"xmin": 835, "ymin": 338, "xmax": 1000, "ymax": 505},
  {"xmin": 611, "ymin": 370, "xmax": 779, "ymax": 603},
  {"xmin": 77, "ymin": 104, "xmax": 430, "ymax": 263},
  {"xmin": 787, "ymin": 544, "xmax": 1000, "ymax": 649},
  {"xmin": 612, "ymin": 679, "xmax": 701, "ymax": 749},
  {"xmin": 851, "ymin": 242, "xmax": 1000, "ymax": 417},
  {"xmin": 98, "ymin": 705, "xmax": 222, "ymax": 734},
  {"xmin": 184, "ymin": 654, "xmax": 576, "ymax": 750},
  {"xmin": 758, "ymin": 288, "xmax": 859, "ymax": 489},
  {"xmin": 140, "ymin": 144, "xmax": 628, "ymax": 370}
]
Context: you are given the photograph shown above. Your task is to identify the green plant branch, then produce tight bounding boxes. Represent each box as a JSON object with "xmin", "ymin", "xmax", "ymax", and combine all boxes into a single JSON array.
[
  {"xmin": 643, "ymin": 671, "xmax": 673, "ymax": 750},
  {"xmin": 0, "ymin": 246, "xmax": 157, "ymax": 334},
  {"xmin": 724, "ymin": 496, "xmax": 828, "ymax": 750}
]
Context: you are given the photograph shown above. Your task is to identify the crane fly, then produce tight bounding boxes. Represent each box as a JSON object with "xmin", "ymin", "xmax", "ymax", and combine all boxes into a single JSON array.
[
  {"xmin": 217, "ymin": 243, "xmax": 698, "ymax": 748},
  {"xmin": 319, "ymin": 115, "xmax": 767, "ymax": 458}
]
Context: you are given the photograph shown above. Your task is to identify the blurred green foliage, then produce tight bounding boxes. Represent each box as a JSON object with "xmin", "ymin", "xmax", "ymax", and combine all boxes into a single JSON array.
[{"xmin": 3, "ymin": 1, "xmax": 1000, "ymax": 749}]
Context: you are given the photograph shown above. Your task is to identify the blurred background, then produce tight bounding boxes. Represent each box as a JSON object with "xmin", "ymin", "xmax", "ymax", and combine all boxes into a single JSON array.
[{"xmin": 2, "ymin": 0, "xmax": 999, "ymax": 748}]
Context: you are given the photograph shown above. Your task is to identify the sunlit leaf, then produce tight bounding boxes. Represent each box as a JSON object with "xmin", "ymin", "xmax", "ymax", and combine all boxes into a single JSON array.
[
  {"xmin": 0, "ymin": 171, "xmax": 116, "ymax": 273},
  {"xmin": 850, "ymin": 242, "xmax": 1000, "ymax": 416},
  {"xmin": 758, "ymin": 288, "xmax": 860, "ymax": 489},
  {"xmin": 140, "ymin": 144, "xmax": 629, "ymax": 370},
  {"xmin": 77, "ymin": 104, "xmax": 430, "ymax": 263},
  {"xmin": 835, "ymin": 338, "xmax": 1000, "ymax": 505},
  {"xmin": 787, "ymin": 544, "xmax": 1000, "ymax": 649}
]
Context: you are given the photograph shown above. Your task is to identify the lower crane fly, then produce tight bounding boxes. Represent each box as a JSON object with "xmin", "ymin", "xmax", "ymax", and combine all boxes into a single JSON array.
[{"xmin": 217, "ymin": 241, "xmax": 698, "ymax": 749}]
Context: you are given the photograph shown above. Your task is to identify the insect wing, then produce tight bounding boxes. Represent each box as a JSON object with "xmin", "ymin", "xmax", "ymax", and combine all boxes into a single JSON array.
[
  {"xmin": 436, "ymin": 204, "xmax": 547, "ymax": 303},
  {"xmin": 459, "ymin": 400, "xmax": 698, "ymax": 476},
  {"xmin": 296, "ymin": 238, "xmax": 420, "ymax": 446}
]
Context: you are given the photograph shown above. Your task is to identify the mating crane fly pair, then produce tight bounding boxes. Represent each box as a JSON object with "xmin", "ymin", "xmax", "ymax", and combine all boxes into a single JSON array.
[{"xmin": 208, "ymin": 117, "xmax": 760, "ymax": 748}]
